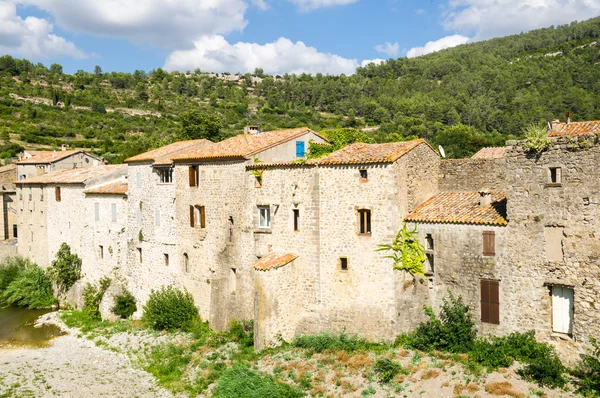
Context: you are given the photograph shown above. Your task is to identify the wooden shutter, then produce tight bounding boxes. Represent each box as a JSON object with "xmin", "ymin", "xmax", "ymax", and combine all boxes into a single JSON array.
[
  {"xmin": 189, "ymin": 205, "xmax": 194, "ymax": 227},
  {"xmin": 200, "ymin": 206, "xmax": 206, "ymax": 228},
  {"xmin": 481, "ymin": 279, "xmax": 500, "ymax": 324},
  {"xmin": 483, "ymin": 231, "xmax": 495, "ymax": 256},
  {"xmin": 55, "ymin": 186, "xmax": 61, "ymax": 202},
  {"xmin": 188, "ymin": 166, "xmax": 196, "ymax": 187}
]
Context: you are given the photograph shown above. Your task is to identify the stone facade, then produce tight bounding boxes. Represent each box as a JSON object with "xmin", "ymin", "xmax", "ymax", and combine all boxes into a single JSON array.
[
  {"xmin": 17, "ymin": 150, "xmax": 103, "ymax": 180},
  {"xmin": 439, "ymin": 158, "xmax": 506, "ymax": 192}
]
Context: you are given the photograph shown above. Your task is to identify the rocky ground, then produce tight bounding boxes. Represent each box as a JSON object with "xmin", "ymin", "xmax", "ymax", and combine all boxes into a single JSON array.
[{"xmin": 0, "ymin": 313, "xmax": 580, "ymax": 397}]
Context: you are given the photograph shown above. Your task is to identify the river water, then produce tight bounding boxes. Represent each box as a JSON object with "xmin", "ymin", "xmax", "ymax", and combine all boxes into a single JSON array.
[{"xmin": 0, "ymin": 307, "xmax": 64, "ymax": 346}]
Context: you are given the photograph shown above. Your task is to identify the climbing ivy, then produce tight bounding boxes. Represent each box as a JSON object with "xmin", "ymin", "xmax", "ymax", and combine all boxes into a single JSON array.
[{"xmin": 376, "ymin": 222, "xmax": 426, "ymax": 276}]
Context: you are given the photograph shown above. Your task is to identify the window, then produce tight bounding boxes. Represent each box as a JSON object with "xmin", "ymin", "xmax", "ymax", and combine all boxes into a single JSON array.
[
  {"xmin": 164, "ymin": 253, "xmax": 169, "ymax": 266},
  {"xmin": 480, "ymin": 279, "xmax": 500, "ymax": 324},
  {"xmin": 551, "ymin": 285, "xmax": 574, "ymax": 334},
  {"xmin": 136, "ymin": 209, "xmax": 142, "ymax": 225},
  {"xmin": 258, "ymin": 206, "xmax": 270, "ymax": 229},
  {"xmin": 359, "ymin": 169, "xmax": 368, "ymax": 182},
  {"xmin": 137, "ymin": 248, "xmax": 143, "ymax": 264},
  {"xmin": 12, "ymin": 224, "xmax": 17, "ymax": 238},
  {"xmin": 28, "ymin": 187, "xmax": 32, "ymax": 201},
  {"xmin": 358, "ymin": 209, "xmax": 371, "ymax": 235},
  {"xmin": 155, "ymin": 210, "xmax": 161, "ymax": 226},
  {"xmin": 158, "ymin": 168, "xmax": 173, "ymax": 184},
  {"xmin": 40, "ymin": 187, "xmax": 44, "ymax": 201},
  {"xmin": 293, "ymin": 209, "xmax": 300, "ymax": 231},
  {"xmin": 136, "ymin": 172, "xmax": 142, "ymax": 187},
  {"xmin": 426, "ymin": 234, "xmax": 434, "ymax": 250},
  {"xmin": 111, "ymin": 203, "xmax": 117, "ymax": 222},
  {"xmin": 483, "ymin": 231, "xmax": 495, "ymax": 256},
  {"xmin": 340, "ymin": 257, "xmax": 348, "ymax": 271},
  {"xmin": 55, "ymin": 186, "xmax": 61, "ymax": 202},
  {"xmin": 99, "ymin": 245, "xmax": 104, "ymax": 259},
  {"xmin": 94, "ymin": 203, "xmax": 100, "ymax": 221},
  {"xmin": 296, "ymin": 141, "xmax": 305, "ymax": 158},
  {"xmin": 190, "ymin": 205, "xmax": 205, "ymax": 228},
  {"xmin": 189, "ymin": 165, "xmax": 198, "ymax": 187},
  {"xmin": 229, "ymin": 268, "xmax": 237, "ymax": 294},
  {"xmin": 183, "ymin": 253, "xmax": 189, "ymax": 273},
  {"xmin": 549, "ymin": 167, "xmax": 562, "ymax": 184}
]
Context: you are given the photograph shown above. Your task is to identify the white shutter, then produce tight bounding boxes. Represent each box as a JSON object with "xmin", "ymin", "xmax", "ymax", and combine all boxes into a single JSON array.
[
  {"xmin": 94, "ymin": 203, "xmax": 100, "ymax": 221},
  {"xmin": 552, "ymin": 286, "xmax": 574, "ymax": 334}
]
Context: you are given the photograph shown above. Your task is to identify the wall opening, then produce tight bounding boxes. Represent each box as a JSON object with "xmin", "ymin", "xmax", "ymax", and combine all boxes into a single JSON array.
[
  {"xmin": 183, "ymin": 253, "xmax": 189, "ymax": 273},
  {"xmin": 340, "ymin": 257, "xmax": 348, "ymax": 271},
  {"xmin": 359, "ymin": 169, "xmax": 368, "ymax": 182},
  {"xmin": 229, "ymin": 268, "xmax": 237, "ymax": 294},
  {"xmin": 293, "ymin": 209, "xmax": 300, "ymax": 231},
  {"xmin": 164, "ymin": 253, "xmax": 169, "ymax": 266},
  {"xmin": 357, "ymin": 209, "xmax": 371, "ymax": 235},
  {"xmin": 137, "ymin": 248, "xmax": 142, "ymax": 264},
  {"xmin": 480, "ymin": 279, "xmax": 500, "ymax": 324},
  {"xmin": 549, "ymin": 167, "xmax": 562, "ymax": 184},
  {"xmin": 99, "ymin": 245, "xmax": 104, "ymax": 259},
  {"xmin": 551, "ymin": 285, "xmax": 573, "ymax": 335}
]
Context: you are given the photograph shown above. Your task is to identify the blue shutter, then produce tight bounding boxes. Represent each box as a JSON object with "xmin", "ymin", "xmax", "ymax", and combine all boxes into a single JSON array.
[{"xmin": 296, "ymin": 141, "xmax": 305, "ymax": 157}]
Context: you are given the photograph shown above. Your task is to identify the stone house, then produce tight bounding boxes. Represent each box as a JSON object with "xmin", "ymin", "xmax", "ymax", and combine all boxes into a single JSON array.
[
  {"xmin": 0, "ymin": 164, "xmax": 18, "ymax": 240},
  {"xmin": 16, "ymin": 149, "xmax": 103, "ymax": 180}
]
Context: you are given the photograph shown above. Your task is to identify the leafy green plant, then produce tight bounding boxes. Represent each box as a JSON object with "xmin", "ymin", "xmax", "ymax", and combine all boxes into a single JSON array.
[
  {"xmin": 373, "ymin": 358, "xmax": 407, "ymax": 383},
  {"xmin": 212, "ymin": 364, "xmax": 303, "ymax": 398},
  {"xmin": 517, "ymin": 354, "xmax": 566, "ymax": 388},
  {"xmin": 142, "ymin": 286, "xmax": 199, "ymax": 331},
  {"xmin": 376, "ymin": 222, "xmax": 425, "ymax": 276},
  {"xmin": 0, "ymin": 256, "xmax": 30, "ymax": 294},
  {"xmin": 47, "ymin": 242, "xmax": 82, "ymax": 298},
  {"xmin": 1, "ymin": 265, "xmax": 56, "ymax": 309},
  {"xmin": 291, "ymin": 332, "xmax": 376, "ymax": 353},
  {"xmin": 112, "ymin": 290, "xmax": 137, "ymax": 319},
  {"xmin": 82, "ymin": 277, "xmax": 111, "ymax": 321},
  {"xmin": 523, "ymin": 123, "xmax": 552, "ymax": 154},
  {"xmin": 228, "ymin": 320, "xmax": 254, "ymax": 348},
  {"xmin": 574, "ymin": 337, "xmax": 600, "ymax": 396}
]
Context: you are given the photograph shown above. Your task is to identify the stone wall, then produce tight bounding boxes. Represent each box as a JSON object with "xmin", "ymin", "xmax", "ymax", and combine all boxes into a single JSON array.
[
  {"xmin": 505, "ymin": 134, "xmax": 600, "ymax": 361},
  {"xmin": 16, "ymin": 184, "xmax": 48, "ymax": 267},
  {"xmin": 439, "ymin": 158, "xmax": 506, "ymax": 192}
]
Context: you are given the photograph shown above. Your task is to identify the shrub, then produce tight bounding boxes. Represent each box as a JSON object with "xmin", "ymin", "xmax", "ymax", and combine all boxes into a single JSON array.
[
  {"xmin": 1, "ymin": 265, "xmax": 56, "ymax": 309},
  {"xmin": 409, "ymin": 291, "xmax": 476, "ymax": 353},
  {"xmin": 0, "ymin": 256, "xmax": 30, "ymax": 293},
  {"xmin": 523, "ymin": 123, "xmax": 551, "ymax": 154},
  {"xmin": 292, "ymin": 332, "xmax": 373, "ymax": 353},
  {"xmin": 82, "ymin": 277, "xmax": 111, "ymax": 320},
  {"xmin": 47, "ymin": 243, "xmax": 82, "ymax": 297},
  {"xmin": 373, "ymin": 358, "xmax": 406, "ymax": 383},
  {"xmin": 142, "ymin": 286, "xmax": 199, "ymax": 331},
  {"xmin": 574, "ymin": 337, "xmax": 600, "ymax": 396},
  {"xmin": 228, "ymin": 320, "xmax": 254, "ymax": 348},
  {"xmin": 517, "ymin": 354, "xmax": 566, "ymax": 388},
  {"xmin": 112, "ymin": 290, "xmax": 137, "ymax": 319},
  {"xmin": 212, "ymin": 364, "xmax": 303, "ymax": 398}
]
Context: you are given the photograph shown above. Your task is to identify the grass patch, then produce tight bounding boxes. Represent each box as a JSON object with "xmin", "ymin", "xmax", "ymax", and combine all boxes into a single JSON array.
[
  {"xmin": 291, "ymin": 332, "xmax": 382, "ymax": 354},
  {"xmin": 212, "ymin": 364, "xmax": 303, "ymax": 398}
]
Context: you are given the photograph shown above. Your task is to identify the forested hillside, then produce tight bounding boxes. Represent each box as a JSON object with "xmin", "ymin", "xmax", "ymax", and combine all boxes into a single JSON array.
[{"xmin": 1, "ymin": 16, "xmax": 600, "ymax": 162}]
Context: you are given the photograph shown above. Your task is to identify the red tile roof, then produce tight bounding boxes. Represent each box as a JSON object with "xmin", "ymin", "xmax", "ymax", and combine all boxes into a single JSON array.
[
  {"xmin": 84, "ymin": 180, "xmax": 128, "ymax": 195},
  {"xmin": 253, "ymin": 253, "xmax": 298, "ymax": 271},
  {"xmin": 16, "ymin": 150, "xmax": 84, "ymax": 164},
  {"xmin": 405, "ymin": 191, "xmax": 508, "ymax": 226},
  {"xmin": 124, "ymin": 139, "xmax": 212, "ymax": 165},
  {"xmin": 173, "ymin": 128, "xmax": 323, "ymax": 162},
  {"xmin": 311, "ymin": 139, "xmax": 429, "ymax": 165},
  {"xmin": 471, "ymin": 147, "xmax": 506, "ymax": 159},
  {"xmin": 548, "ymin": 121, "xmax": 600, "ymax": 137},
  {"xmin": 18, "ymin": 165, "xmax": 126, "ymax": 185}
]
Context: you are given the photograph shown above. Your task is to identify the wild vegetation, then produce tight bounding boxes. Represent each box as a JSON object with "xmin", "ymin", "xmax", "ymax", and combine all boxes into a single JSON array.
[
  {"xmin": 0, "ymin": 256, "xmax": 55, "ymax": 309},
  {"xmin": 1, "ymin": 17, "xmax": 600, "ymax": 161},
  {"xmin": 142, "ymin": 285, "xmax": 200, "ymax": 332}
]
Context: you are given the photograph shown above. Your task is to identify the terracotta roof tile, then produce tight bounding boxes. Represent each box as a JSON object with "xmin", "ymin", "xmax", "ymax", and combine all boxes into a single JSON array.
[
  {"xmin": 548, "ymin": 121, "xmax": 600, "ymax": 137},
  {"xmin": 405, "ymin": 191, "xmax": 508, "ymax": 226},
  {"xmin": 125, "ymin": 139, "xmax": 211, "ymax": 164},
  {"xmin": 253, "ymin": 253, "xmax": 298, "ymax": 271},
  {"xmin": 18, "ymin": 165, "xmax": 126, "ymax": 185},
  {"xmin": 311, "ymin": 139, "xmax": 428, "ymax": 165},
  {"xmin": 471, "ymin": 147, "xmax": 506, "ymax": 159},
  {"xmin": 84, "ymin": 180, "xmax": 128, "ymax": 195},
  {"xmin": 16, "ymin": 150, "xmax": 83, "ymax": 164},
  {"xmin": 173, "ymin": 128, "xmax": 323, "ymax": 162}
]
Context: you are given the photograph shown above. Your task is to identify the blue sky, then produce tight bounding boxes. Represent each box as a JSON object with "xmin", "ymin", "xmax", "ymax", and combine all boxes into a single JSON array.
[{"xmin": 2, "ymin": 0, "xmax": 599, "ymax": 74}]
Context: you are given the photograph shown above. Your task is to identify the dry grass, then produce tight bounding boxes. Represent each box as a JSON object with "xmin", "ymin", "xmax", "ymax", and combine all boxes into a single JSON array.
[
  {"xmin": 420, "ymin": 369, "xmax": 440, "ymax": 380},
  {"xmin": 485, "ymin": 381, "xmax": 525, "ymax": 398},
  {"xmin": 441, "ymin": 380, "xmax": 451, "ymax": 388},
  {"xmin": 453, "ymin": 383, "xmax": 465, "ymax": 395},
  {"xmin": 465, "ymin": 383, "xmax": 480, "ymax": 393},
  {"xmin": 344, "ymin": 353, "xmax": 373, "ymax": 370}
]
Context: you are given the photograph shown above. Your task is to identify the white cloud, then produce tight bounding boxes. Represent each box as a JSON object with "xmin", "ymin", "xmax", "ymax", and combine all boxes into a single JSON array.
[
  {"xmin": 360, "ymin": 58, "xmax": 385, "ymax": 67},
  {"xmin": 0, "ymin": 1, "xmax": 86, "ymax": 59},
  {"xmin": 164, "ymin": 35, "xmax": 361, "ymax": 75},
  {"xmin": 443, "ymin": 0, "xmax": 600, "ymax": 40},
  {"xmin": 19, "ymin": 0, "xmax": 248, "ymax": 48},
  {"xmin": 406, "ymin": 34, "xmax": 469, "ymax": 58},
  {"xmin": 252, "ymin": 0, "xmax": 270, "ymax": 10},
  {"xmin": 375, "ymin": 41, "xmax": 399, "ymax": 56},
  {"xmin": 289, "ymin": 0, "xmax": 359, "ymax": 11}
]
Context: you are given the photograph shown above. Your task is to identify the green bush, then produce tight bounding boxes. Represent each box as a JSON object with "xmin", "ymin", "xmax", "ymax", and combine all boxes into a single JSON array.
[
  {"xmin": 112, "ymin": 290, "xmax": 137, "ymax": 319},
  {"xmin": 523, "ymin": 123, "xmax": 551, "ymax": 154},
  {"xmin": 212, "ymin": 364, "xmax": 303, "ymax": 398},
  {"xmin": 574, "ymin": 337, "xmax": 600, "ymax": 396},
  {"xmin": 517, "ymin": 354, "xmax": 566, "ymax": 388},
  {"xmin": 142, "ymin": 286, "xmax": 199, "ymax": 331},
  {"xmin": 1, "ymin": 265, "xmax": 56, "ymax": 309},
  {"xmin": 47, "ymin": 243, "xmax": 82, "ymax": 297},
  {"xmin": 82, "ymin": 277, "xmax": 111, "ymax": 320},
  {"xmin": 373, "ymin": 358, "xmax": 407, "ymax": 383},
  {"xmin": 228, "ymin": 320, "xmax": 254, "ymax": 348},
  {"xmin": 409, "ymin": 292, "xmax": 476, "ymax": 353},
  {"xmin": 0, "ymin": 256, "xmax": 30, "ymax": 293},
  {"xmin": 292, "ymin": 332, "xmax": 373, "ymax": 353}
]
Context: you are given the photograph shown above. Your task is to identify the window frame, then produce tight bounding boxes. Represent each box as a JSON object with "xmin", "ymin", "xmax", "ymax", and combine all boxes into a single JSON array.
[
  {"xmin": 189, "ymin": 165, "xmax": 199, "ymax": 187},
  {"xmin": 111, "ymin": 203, "xmax": 117, "ymax": 222},
  {"xmin": 359, "ymin": 169, "xmax": 368, "ymax": 182},
  {"xmin": 482, "ymin": 231, "xmax": 495, "ymax": 256},
  {"xmin": 293, "ymin": 209, "xmax": 300, "ymax": 232},
  {"xmin": 258, "ymin": 205, "xmax": 271, "ymax": 229},
  {"xmin": 295, "ymin": 140, "xmax": 306, "ymax": 158},
  {"xmin": 55, "ymin": 186, "xmax": 61, "ymax": 202},
  {"xmin": 548, "ymin": 166, "xmax": 562, "ymax": 185},
  {"xmin": 340, "ymin": 257, "xmax": 349, "ymax": 271},
  {"xmin": 357, "ymin": 209, "xmax": 372, "ymax": 235},
  {"xmin": 94, "ymin": 202, "xmax": 100, "ymax": 221},
  {"xmin": 158, "ymin": 168, "xmax": 173, "ymax": 184},
  {"xmin": 480, "ymin": 279, "xmax": 500, "ymax": 324},
  {"xmin": 183, "ymin": 253, "xmax": 189, "ymax": 273}
]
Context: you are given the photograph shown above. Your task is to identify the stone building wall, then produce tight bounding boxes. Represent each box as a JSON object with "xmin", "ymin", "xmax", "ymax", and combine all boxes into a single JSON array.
[
  {"xmin": 253, "ymin": 132, "xmax": 326, "ymax": 162},
  {"xmin": 439, "ymin": 158, "xmax": 506, "ymax": 192},
  {"xmin": 0, "ymin": 192, "xmax": 17, "ymax": 240},
  {"xmin": 505, "ymin": 134, "xmax": 600, "ymax": 361},
  {"xmin": 16, "ymin": 184, "xmax": 48, "ymax": 267}
]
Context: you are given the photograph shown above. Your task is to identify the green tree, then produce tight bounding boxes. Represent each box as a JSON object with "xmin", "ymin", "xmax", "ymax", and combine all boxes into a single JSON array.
[
  {"xmin": 94, "ymin": 65, "xmax": 102, "ymax": 75},
  {"xmin": 50, "ymin": 63, "xmax": 63, "ymax": 75},
  {"xmin": 180, "ymin": 109, "xmax": 223, "ymax": 141},
  {"xmin": 47, "ymin": 243, "xmax": 82, "ymax": 299}
]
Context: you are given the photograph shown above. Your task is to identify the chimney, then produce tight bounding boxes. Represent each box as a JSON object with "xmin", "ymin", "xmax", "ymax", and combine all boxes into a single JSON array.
[
  {"xmin": 551, "ymin": 118, "xmax": 561, "ymax": 130},
  {"xmin": 566, "ymin": 112, "xmax": 571, "ymax": 124},
  {"xmin": 479, "ymin": 189, "xmax": 492, "ymax": 207}
]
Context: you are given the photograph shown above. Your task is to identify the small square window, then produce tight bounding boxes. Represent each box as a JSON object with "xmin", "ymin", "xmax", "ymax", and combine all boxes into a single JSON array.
[
  {"xmin": 258, "ymin": 206, "xmax": 271, "ymax": 229},
  {"xmin": 359, "ymin": 169, "xmax": 368, "ymax": 182},
  {"xmin": 164, "ymin": 253, "xmax": 169, "ymax": 266},
  {"xmin": 340, "ymin": 257, "xmax": 348, "ymax": 271},
  {"xmin": 549, "ymin": 167, "xmax": 562, "ymax": 184}
]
